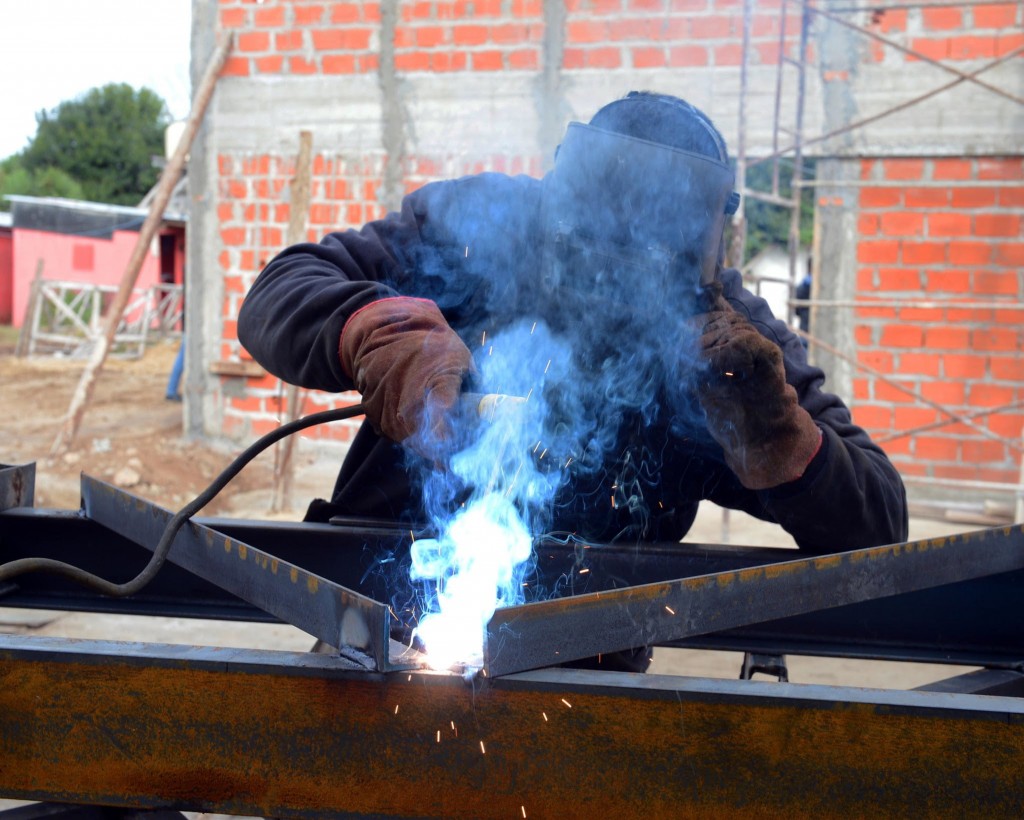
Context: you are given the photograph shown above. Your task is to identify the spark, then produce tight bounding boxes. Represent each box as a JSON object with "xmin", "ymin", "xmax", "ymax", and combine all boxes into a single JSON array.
[
  {"xmin": 538, "ymin": 448, "xmax": 548, "ymax": 460},
  {"xmin": 465, "ymin": 246, "xmax": 469, "ymax": 257},
  {"xmin": 488, "ymin": 345, "xmax": 494, "ymax": 356},
  {"xmin": 544, "ymin": 359, "xmax": 552, "ymax": 373},
  {"xmin": 542, "ymin": 712, "xmax": 548, "ymax": 722},
  {"xmin": 409, "ymin": 529, "xmax": 415, "ymax": 542},
  {"xmin": 532, "ymin": 440, "xmax": 541, "ymax": 453},
  {"xmin": 522, "ymin": 806, "xmax": 527, "ymax": 818},
  {"xmin": 480, "ymin": 740, "xmax": 486, "ymax": 754},
  {"xmin": 564, "ymin": 456, "xmax": 573, "ymax": 468},
  {"xmin": 525, "ymin": 387, "xmax": 533, "ymax": 402},
  {"xmin": 530, "ymin": 321, "xmax": 536, "ymax": 334},
  {"xmin": 725, "ymin": 371, "xmax": 734, "ymax": 377},
  {"xmin": 611, "ymin": 495, "xmax": 617, "ymax": 509},
  {"xmin": 451, "ymin": 720, "xmax": 456, "ymax": 730},
  {"xmin": 658, "ymin": 501, "xmax": 664, "ymax": 509},
  {"xmin": 388, "ymin": 605, "xmax": 398, "ymax": 619},
  {"xmin": 436, "ymin": 730, "xmax": 441, "ymax": 743},
  {"xmin": 579, "ymin": 568, "xmax": 590, "ymax": 574},
  {"xmin": 394, "ymin": 704, "xmax": 400, "ymax": 714},
  {"xmin": 561, "ymin": 698, "xmax": 572, "ymax": 709},
  {"xmin": 407, "ymin": 674, "xmax": 412, "ymax": 682},
  {"xmin": 522, "ymin": 581, "xmax": 529, "ymax": 586},
  {"xmin": 481, "ymin": 331, "xmax": 487, "ymax": 346},
  {"xmin": 665, "ymin": 605, "xmax": 676, "ymax": 615}
]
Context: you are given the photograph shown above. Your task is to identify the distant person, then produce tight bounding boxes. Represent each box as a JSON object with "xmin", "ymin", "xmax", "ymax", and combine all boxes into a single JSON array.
[{"xmin": 165, "ymin": 336, "xmax": 184, "ymax": 402}]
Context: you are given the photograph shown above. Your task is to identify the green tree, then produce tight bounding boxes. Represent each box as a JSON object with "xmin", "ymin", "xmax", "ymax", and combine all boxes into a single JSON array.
[
  {"xmin": 728, "ymin": 159, "xmax": 816, "ymax": 262},
  {"xmin": 0, "ymin": 156, "xmax": 84, "ymax": 209},
  {"xmin": 18, "ymin": 83, "xmax": 169, "ymax": 206}
]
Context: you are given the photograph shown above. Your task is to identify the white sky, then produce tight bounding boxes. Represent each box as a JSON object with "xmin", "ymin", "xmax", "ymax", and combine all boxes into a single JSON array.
[{"xmin": 0, "ymin": 0, "xmax": 193, "ymax": 159}]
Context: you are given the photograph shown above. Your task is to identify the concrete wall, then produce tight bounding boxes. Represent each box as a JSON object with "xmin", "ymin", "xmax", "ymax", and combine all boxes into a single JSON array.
[{"xmin": 189, "ymin": 0, "xmax": 1023, "ymax": 490}]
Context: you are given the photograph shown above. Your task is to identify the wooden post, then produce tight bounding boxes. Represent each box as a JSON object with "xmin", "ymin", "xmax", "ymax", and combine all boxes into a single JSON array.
[
  {"xmin": 269, "ymin": 130, "xmax": 314, "ymax": 514},
  {"xmin": 49, "ymin": 33, "xmax": 234, "ymax": 457},
  {"xmin": 14, "ymin": 259, "xmax": 44, "ymax": 358}
]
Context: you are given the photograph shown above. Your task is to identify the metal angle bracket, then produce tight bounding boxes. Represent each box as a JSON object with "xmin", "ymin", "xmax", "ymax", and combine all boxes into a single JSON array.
[
  {"xmin": 484, "ymin": 524, "xmax": 1024, "ymax": 677},
  {"xmin": 78, "ymin": 474, "xmax": 413, "ymax": 673},
  {"xmin": 0, "ymin": 462, "xmax": 36, "ymax": 512}
]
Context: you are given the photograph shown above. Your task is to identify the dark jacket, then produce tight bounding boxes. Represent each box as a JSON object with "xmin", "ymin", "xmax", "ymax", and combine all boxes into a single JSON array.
[{"xmin": 239, "ymin": 172, "xmax": 908, "ymax": 553}]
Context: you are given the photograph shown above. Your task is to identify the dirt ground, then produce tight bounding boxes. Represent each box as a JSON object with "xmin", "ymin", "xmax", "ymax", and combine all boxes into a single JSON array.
[{"xmin": 0, "ymin": 344, "xmax": 987, "ymax": 814}]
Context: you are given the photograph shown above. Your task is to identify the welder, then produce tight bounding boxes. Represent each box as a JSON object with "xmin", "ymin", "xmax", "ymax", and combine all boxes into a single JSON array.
[{"xmin": 238, "ymin": 91, "xmax": 907, "ymax": 594}]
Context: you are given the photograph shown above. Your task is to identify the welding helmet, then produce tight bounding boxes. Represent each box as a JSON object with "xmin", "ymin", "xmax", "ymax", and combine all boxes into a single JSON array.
[{"xmin": 540, "ymin": 97, "xmax": 739, "ymax": 319}]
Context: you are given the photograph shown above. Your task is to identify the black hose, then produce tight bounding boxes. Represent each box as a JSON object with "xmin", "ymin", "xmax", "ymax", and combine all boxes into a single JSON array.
[{"xmin": 0, "ymin": 404, "xmax": 366, "ymax": 597}]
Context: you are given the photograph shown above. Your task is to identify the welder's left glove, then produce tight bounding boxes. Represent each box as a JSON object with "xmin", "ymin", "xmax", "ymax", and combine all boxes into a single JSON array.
[{"xmin": 694, "ymin": 292, "xmax": 822, "ymax": 490}]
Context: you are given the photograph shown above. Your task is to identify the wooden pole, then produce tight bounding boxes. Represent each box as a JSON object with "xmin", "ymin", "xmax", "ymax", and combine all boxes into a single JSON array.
[
  {"xmin": 14, "ymin": 259, "xmax": 45, "ymax": 358},
  {"xmin": 50, "ymin": 33, "xmax": 234, "ymax": 457},
  {"xmin": 269, "ymin": 130, "xmax": 314, "ymax": 514}
]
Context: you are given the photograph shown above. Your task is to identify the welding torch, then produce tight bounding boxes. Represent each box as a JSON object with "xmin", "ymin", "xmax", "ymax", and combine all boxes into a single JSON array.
[{"xmin": 0, "ymin": 393, "xmax": 523, "ymax": 597}]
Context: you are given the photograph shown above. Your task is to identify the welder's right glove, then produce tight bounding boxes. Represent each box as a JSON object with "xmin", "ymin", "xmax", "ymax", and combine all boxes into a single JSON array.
[
  {"xmin": 694, "ymin": 288, "xmax": 822, "ymax": 490},
  {"xmin": 339, "ymin": 297, "xmax": 473, "ymax": 455}
]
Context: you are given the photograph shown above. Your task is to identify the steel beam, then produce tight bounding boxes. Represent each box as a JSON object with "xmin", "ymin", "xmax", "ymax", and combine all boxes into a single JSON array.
[
  {"xmin": 79, "ymin": 476, "xmax": 400, "ymax": 671},
  {"xmin": 1, "ymin": 635, "xmax": 1023, "ymax": 818},
  {"xmin": 485, "ymin": 524, "xmax": 1024, "ymax": 676},
  {"xmin": 0, "ymin": 463, "xmax": 34, "ymax": 512}
]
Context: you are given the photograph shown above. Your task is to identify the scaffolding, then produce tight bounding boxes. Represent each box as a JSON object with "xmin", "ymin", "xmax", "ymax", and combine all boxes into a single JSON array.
[{"xmin": 732, "ymin": 0, "xmax": 1024, "ymax": 523}]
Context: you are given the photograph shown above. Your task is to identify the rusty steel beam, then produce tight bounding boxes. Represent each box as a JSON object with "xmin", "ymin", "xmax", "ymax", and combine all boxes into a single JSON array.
[
  {"xmin": 485, "ymin": 523, "xmax": 1024, "ymax": 676},
  {"xmin": 1, "ymin": 634, "xmax": 1023, "ymax": 818},
  {"xmin": 0, "ymin": 463, "xmax": 34, "ymax": 512},
  {"xmin": 79, "ymin": 475, "xmax": 400, "ymax": 671}
]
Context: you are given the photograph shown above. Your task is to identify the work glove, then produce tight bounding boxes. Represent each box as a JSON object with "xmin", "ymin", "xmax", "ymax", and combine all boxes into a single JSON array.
[
  {"xmin": 694, "ymin": 286, "xmax": 822, "ymax": 490},
  {"xmin": 339, "ymin": 297, "xmax": 473, "ymax": 456}
]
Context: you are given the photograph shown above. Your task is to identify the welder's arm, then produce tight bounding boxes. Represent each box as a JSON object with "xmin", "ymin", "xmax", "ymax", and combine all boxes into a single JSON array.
[{"xmin": 696, "ymin": 273, "xmax": 908, "ymax": 552}]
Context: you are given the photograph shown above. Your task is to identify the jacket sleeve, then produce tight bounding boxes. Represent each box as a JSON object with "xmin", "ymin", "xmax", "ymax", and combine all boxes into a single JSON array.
[{"xmin": 705, "ymin": 269, "xmax": 908, "ymax": 552}]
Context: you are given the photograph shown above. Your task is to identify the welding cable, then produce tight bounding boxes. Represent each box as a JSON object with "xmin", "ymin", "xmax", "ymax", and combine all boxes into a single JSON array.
[{"xmin": 0, "ymin": 404, "xmax": 366, "ymax": 597}]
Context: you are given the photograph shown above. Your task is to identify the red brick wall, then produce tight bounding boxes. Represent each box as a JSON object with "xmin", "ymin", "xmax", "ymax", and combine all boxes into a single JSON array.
[{"xmin": 853, "ymin": 156, "xmax": 1023, "ymax": 485}]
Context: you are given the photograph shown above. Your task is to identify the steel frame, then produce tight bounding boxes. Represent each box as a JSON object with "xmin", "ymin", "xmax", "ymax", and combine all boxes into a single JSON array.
[{"xmin": 2, "ymin": 462, "xmax": 1024, "ymax": 815}]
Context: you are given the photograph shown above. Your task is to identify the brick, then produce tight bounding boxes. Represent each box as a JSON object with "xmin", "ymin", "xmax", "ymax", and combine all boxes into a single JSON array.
[
  {"xmin": 860, "ymin": 187, "xmax": 901, "ymax": 207},
  {"xmin": 507, "ymin": 49, "xmax": 538, "ymax": 70},
  {"xmin": 260, "ymin": 227, "xmax": 282, "ymax": 247},
  {"xmin": 900, "ymin": 307, "xmax": 944, "ymax": 322},
  {"xmin": 915, "ymin": 436, "xmax": 959, "ymax": 461},
  {"xmin": 875, "ymin": 380, "xmax": 916, "ymax": 403},
  {"xmin": 973, "ymin": 3, "xmax": 1019, "ymax": 28},
  {"xmin": 395, "ymin": 52, "xmax": 430, "ymax": 71},
  {"xmin": 453, "ymin": 24, "xmax": 488, "ymax": 45},
  {"xmin": 855, "ymin": 305, "xmax": 897, "ymax": 320},
  {"xmin": 857, "ymin": 268, "xmax": 875, "ymax": 290},
  {"xmin": 996, "ymin": 32, "xmax": 1024, "ymax": 56},
  {"xmin": 255, "ymin": 55, "xmax": 284, "ymax": 73},
  {"xmin": 880, "ymin": 324, "xmax": 924, "ymax": 348},
  {"xmin": 322, "ymin": 54, "xmax": 357, "ymax": 73},
  {"xmin": 633, "ymin": 47, "xmax": 667, "ymax": 68},
  {"xmin": 857, "ymin": 240, "xmax": 899, "ymax": 263},
  {"xmin": 933, "ymin": 158, "xmax": 972, "ymax": 180},
  {"xmin": 609, "ymin": 19, "xmax": 649, "ymax": 40},
  {"xmin": 221, "ymin": 56, "xmax": 251, "ymax": 77},
  {"xmin": 646, "ymin": 17, "xmax": 688, "ymax": 39},
  {"xmin": 988, "ymin": 413, "xmax": 1024, "ymax": 439},
  {"xmin": 313, "ymin": 28, "xmax": 372, "ymax": 50},
  {"xmin": 890, "ymin": 459, "xmax": 928, "ymax": 477},
  {"xmin": 977, "ymin": 158, "xmax": 1024, "ymax": 180},
  {"xmin": 472, "ymin": 50, "xmax": 505, "ymax": 70},
  {"xmin": 927, "ymin": 213, "xmax": 971, "ymax": 236},
  {"xmin": 567, "ymin": 20, "xmax": 608, "ymax": 43},
  {"xmin": 857, "ymin": 213, "xmax": 878, "ymax": 235},
  {"xmin": 994, "ymin": 308, "xmax": 1024, "ymax": 325},
  {"xmin": 972, "ymin": 327, "xmax": 1019, "ymax": 351},
  {"xmin": 998, "ymin": 187, "xmax": 1024, "ymax": 207},
  {"xmin": 949, "ymin": 36, "xmax": 998, "ymax": 60},
  {"xmin": 360, "ymin": 54, "xmax": 380, "ymax": 72},
  {"xmin": 922, "ymin": 7, "xmax": 963, "ymax": 29},
  {"xmin": 492, "ymin": 23, "xmax": 534, "ymax": 44},
  {"xmin": 587, "ymin": 47, "xmax": 623, "ymax": 68},
  {"xmin": 415, "ymin": 26, "xmax": 447, "ymax": 48},
  {"xmin": 974, "ymin": 271, "xmax": 1019, "ymax": 295},
  {"xmin": 924, "ymin": 327, "xmax": 970, "ymax": 349},
  {"xmin": 288, "ymin": 56, "xmax": 318, "ymax": 74},
  {"xmin": 690, "ymin": 15, "xmax": 733, "ymax": 38},
  {"xmin": 882, "ymin": 159, "xmax": 925, "ymax": 181},
  {"xmin": 943, "ymin": 354, "xmax": 987, "ymax": 379},
  {"xmin": 948, "ymin": 241, "xmax": 992, "ymax": 265},
  {"xmin": 330, "ymin": 2, "xmax": 361, "ymax": 23},
  {"xmin": 925, "ymin": 268, "xmax": 970, "ymax": 290},
  {"xmin": 902, "ymin": 242, "xmax": 946, "ymax": 264},
  {"xmin": 275, "ymin": 31, "xmax": 304, "ymax": 51},
  {"xmin": 861, "ymin": 159, "xmax": 876, "ymax": 180},
  {"xmin": 669, "ymin": 45, "xmax": 708, "ymax": 66},
  {"xmin": 853, "ymin": 378, "xmax": 870, "ymax": 401},
  {"xmin": 854, "ymin": 324, "xmax": 874, "ymax": 345},
  {"xmin": 921, "ymin": 381, "xmax": 966, "ymax": 406},
  {"xmin": 859, "ymin": 350, "xmax": 893, "ymax": 373},
  {"xmin": 904, "ymin": 187, "xmax": 949, "ymax": 208},
  {"xmin": 895, "ymin": 407, "xmax": 939, "ymax": 429},
  {"xmin": 254, "ymin": 4, "xmax": 286, "ymax": 26},
  {"xmin": 294, "ymin": 4, "xmax": 326, "ymax": 24},
  {"xmin": 969, "ymin": 384, "xmax": 1015, "ymax": 407},
  {"xmin": 991, "ymin": 357, "xmax": 1024, "ymax": 381},
  {"xmin": 880, "ymin": 212, "xmax": 925, "ymax": 236},
  {"xmin": 512, "ymin": 0, "xmax": 544, "ymax": 16},
  {"xmin": 221, "ymin": 227, "xmax": 246, "ymax": 246},
  {"xmin": 714, "ymin": 44, "xmax": 743, "ymax": 65},
  {"xmin": 220, "ymin": 7, "xmax": 247, "ymax": 28},
  {"xmin": 908, "ymin": 37, "xmax": 950, "ymax": 61},
  {"xmin": 994, "ymin": 242, "xmax": 1024, "ymax": 267},
  {"xmin": 852, "ymin": 405, "xmax": 892, "ymax": 429},
  {"xmin": 218, "ymin": 203, "xmax": 235, "ymax": 222},
  {"xmin": 950, "ymin": 187, "xmax": 998, "ymax": 208},
  {"xmin": 974, "ymin": 214, "xmax": 1020, "ymax": 237},
  {"xmin": 672, "ymin": 0, "xmax": 708, "ymax": 9},
  {"xmin": 877, "ymin": 267, "xmax": 921, "ymax": 290},
  {"xmin": 872, "ymin": 7, "xmax": 907, "ymax": 32},
  {"xmin": 238, "ymin": 31, "xmax": 270, "ymax": 52},
  {"xmin": 947, "ymin": 307, "xmax": 993, "ymax": 323}
]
